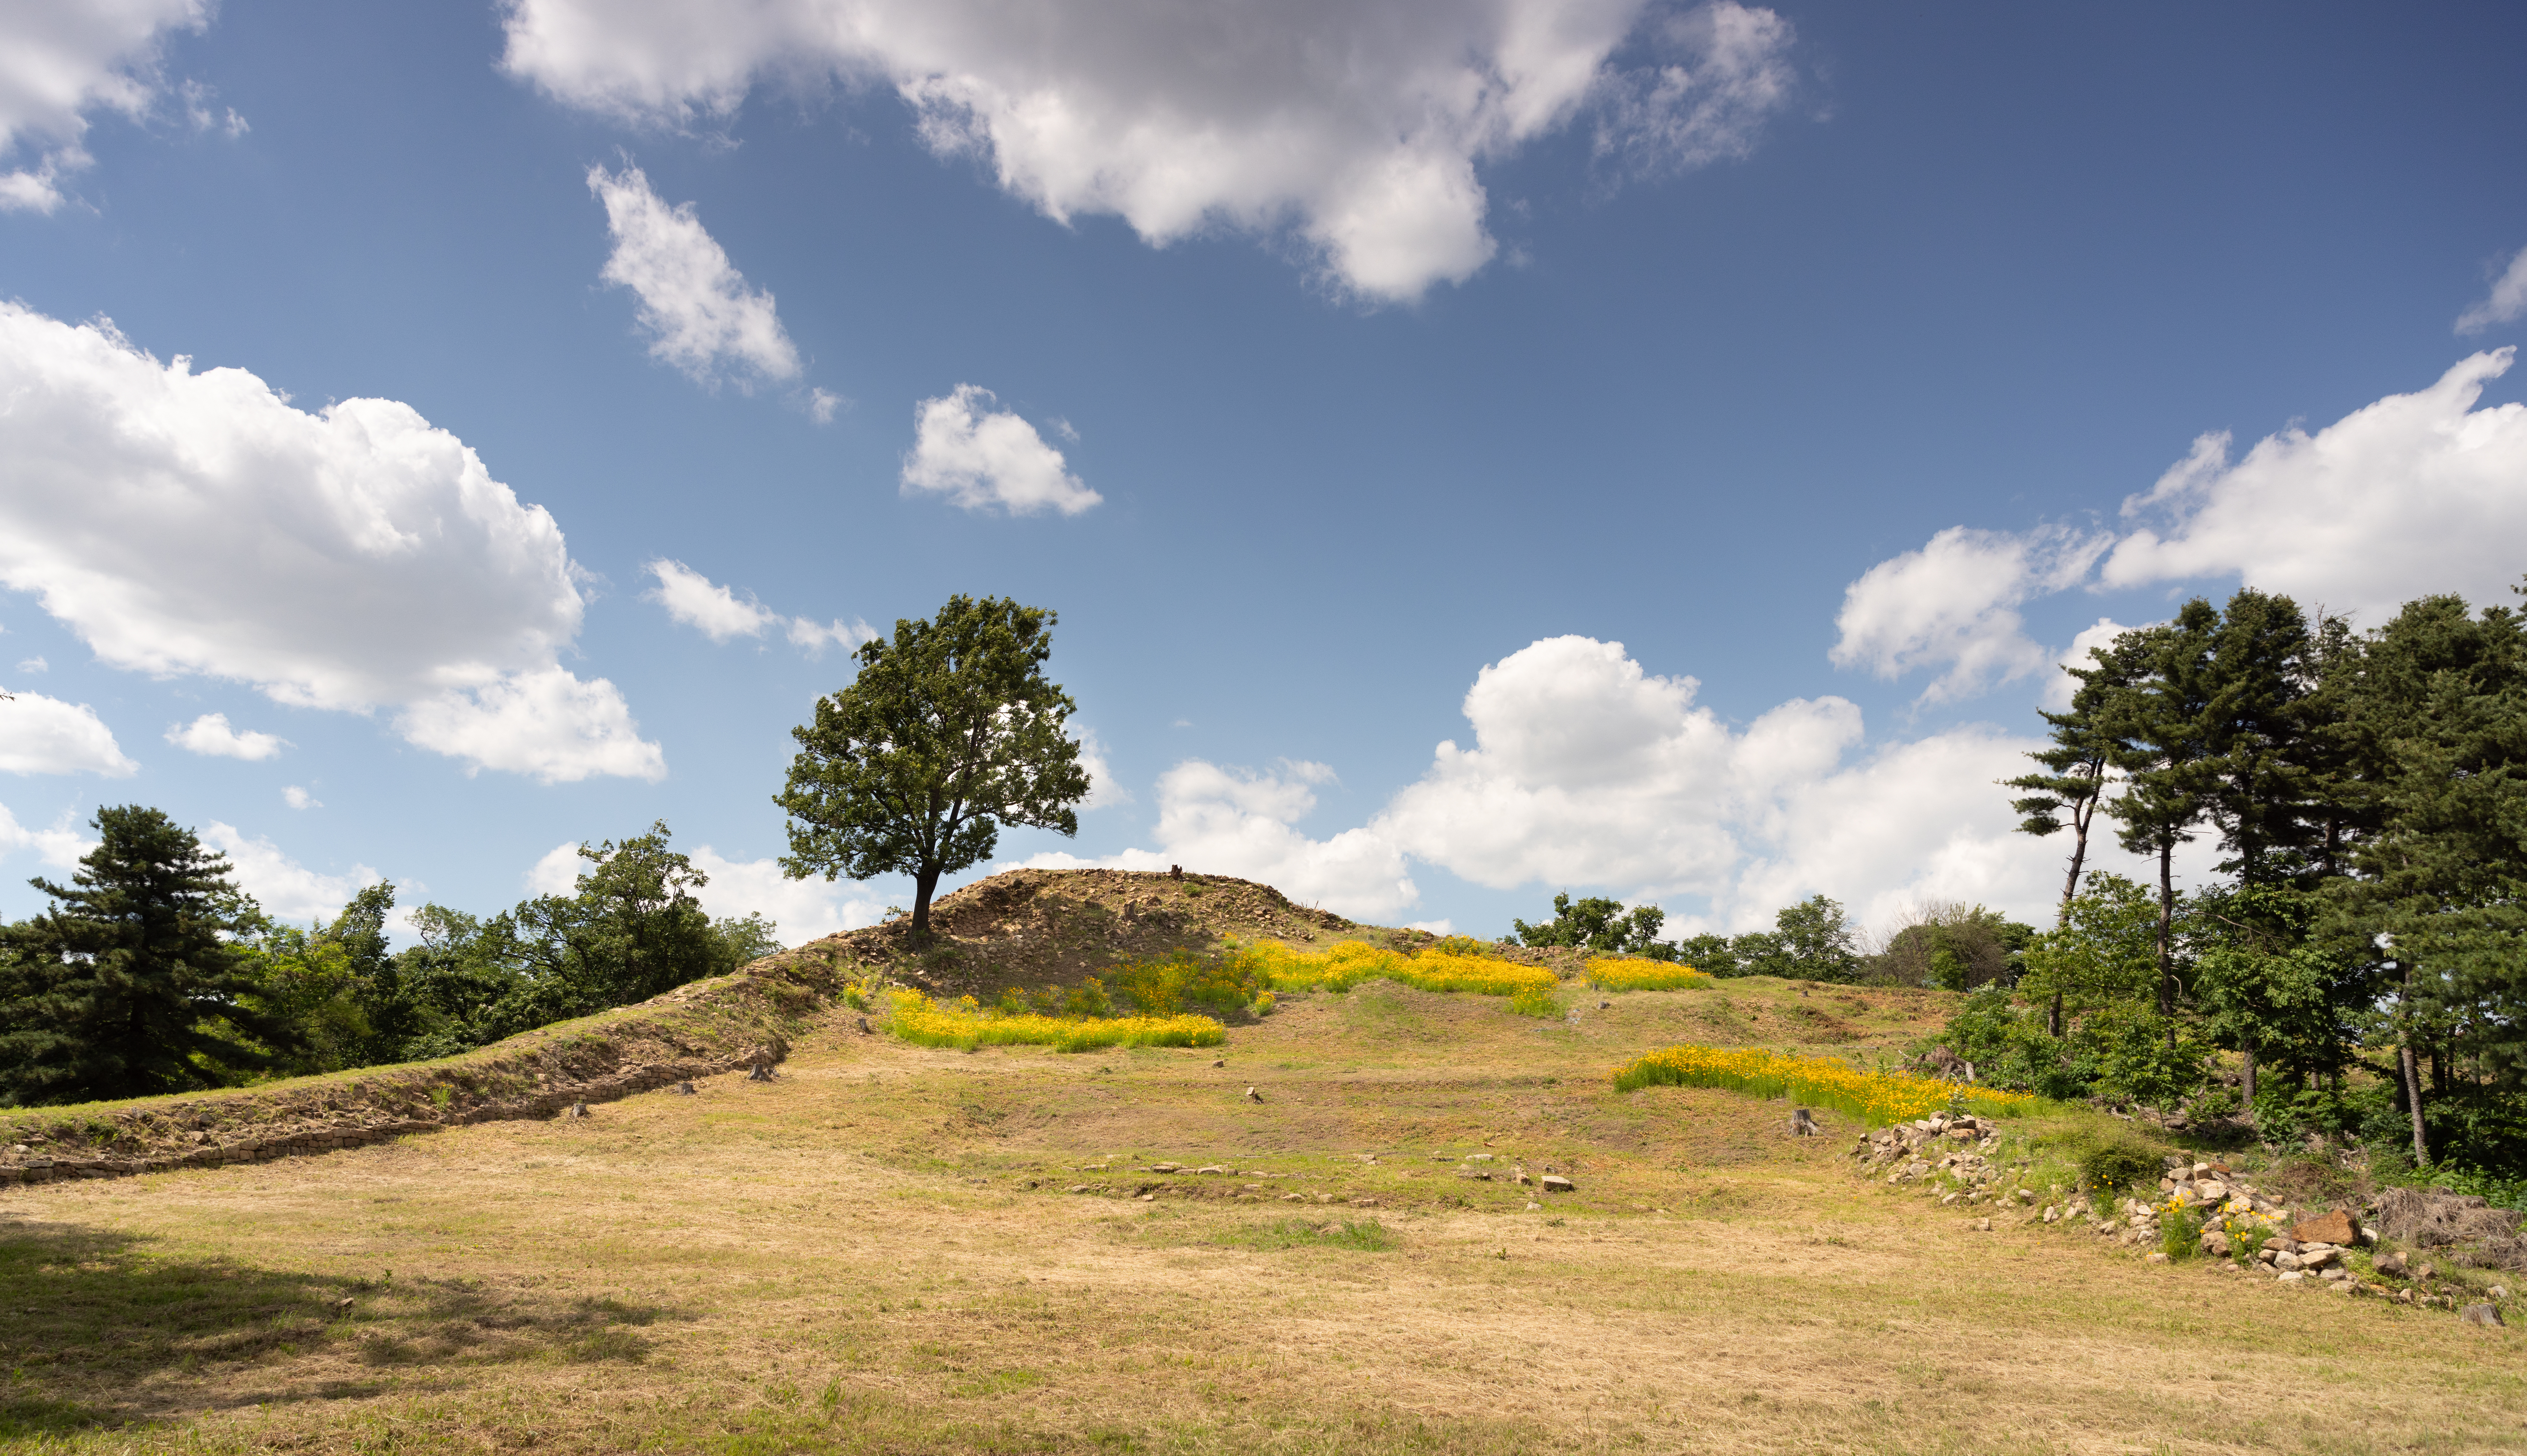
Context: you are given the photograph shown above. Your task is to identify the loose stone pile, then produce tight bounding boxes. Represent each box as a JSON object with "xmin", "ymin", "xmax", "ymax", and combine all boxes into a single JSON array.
[
  {"xmin": 1854, "ymin": 1113, "xmax": 2034, "ymax": 1209},
  {"xmin": 1850, "ymin": 1125, "xmax": 2508, "ymax": 1318}
]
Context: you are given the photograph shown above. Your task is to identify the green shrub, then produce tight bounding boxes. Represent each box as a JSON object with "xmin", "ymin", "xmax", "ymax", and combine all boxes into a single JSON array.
[
  {"xmin": 1098, "ymin": 949, "xmax": 1271, "ymax": 1016},
  {"xmin": 1508, "ymin": 985, "xmax": 1558, "ymax": 1018},
  {"xmin": 2160, "ymin": 1203, "xmax": 2202, "ymax": 1259},
  {"xmin": 2072, "ymin": 1129, "xmax": 2167, "ymax": 1200}
]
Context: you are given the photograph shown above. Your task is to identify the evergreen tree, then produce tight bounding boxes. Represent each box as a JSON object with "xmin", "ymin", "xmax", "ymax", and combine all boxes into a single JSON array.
[{"xmin": 0, "ymin": 806, "xmax": 295, "ymax": 1105}]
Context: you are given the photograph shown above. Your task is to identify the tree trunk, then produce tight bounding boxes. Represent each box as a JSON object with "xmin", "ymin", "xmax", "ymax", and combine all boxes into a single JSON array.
[
  {"xmin": 2241, "ymin": 1042, "xmax": 2256, "ymax": 1112},
  {"xmin": 2048, "ymin": 990, "xmax": 2063, "ymax": 1041},
  {"xmin": 909, "ymin": 862, "xmax": 944, "ymax": 944},
  {"xmin": 2401, "ymin": 1042, "xmax": 2430, "ymax": 1169},
  {"xmin": 2155, "ymin": 839, "xmax": 2177, "ymax": 1041}
]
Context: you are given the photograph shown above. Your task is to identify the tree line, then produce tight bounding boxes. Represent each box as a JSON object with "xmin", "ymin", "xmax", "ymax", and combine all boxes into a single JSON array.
[
  {"xmin": 1508, "ymin": 890, "xmax": 2037, "ymax": 990},
  {"xmin": 1951, "ymin": 582, "xmax": 2527, "ymax": 1180},
  {"xmin": 0, "ymin": 807, "xmax": 778, "ymax": 1107}
]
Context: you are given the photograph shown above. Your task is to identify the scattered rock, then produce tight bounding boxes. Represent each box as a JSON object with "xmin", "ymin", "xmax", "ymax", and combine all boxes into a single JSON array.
[
  {"xmin": 2297, "ymin": 1245, "xmax": 2340, "ymax": 1270},
  {"xmin": 2200, "ymin": 1230, "xmax": 2233, "ymax": 1258},
  {"xmin": 1540, "ymin": 1174, "xmax": 1575, "ymax": 1194},
  {"xmin": 1196, "ymin": 1166, "xmax": 1226, "ymax": 1176},
  {"xmin": 2292, "ymin": 1210, "xmax": 2356, "ymax": 1247},
  {"xmin": 1212, "ymin": 1059, "xmax": 1225, "ymax": 1068},
  {"xmin": 564, "ymin": 1101, "xmax": 589, "ymax": 1119},
  {"xmin": 2460, "ymin": 1303, "xmax": 2505, "ymax": 1327},
  {"xmin": 671, "ymin": 1082, "xmax": 696, "ymax": 1096},
  {"xmin": 1151, "ymin": 1163, "xmax": 1181, "ymax": 1173},
  {"xmin": 1245, "ymin": 1087, "xmax": 1263, "ymax": 1103},
  {"xmin": 746, "ymin": 1061, "xmax": 777, "ymax": 1083},
  {"xmin": 2146, "ymin": 1251, "xmax": 2168, "ymax": 1263},
  {"xmin": 856, "ymin": 1017, "xmax": 872, "ymax": 1035}
]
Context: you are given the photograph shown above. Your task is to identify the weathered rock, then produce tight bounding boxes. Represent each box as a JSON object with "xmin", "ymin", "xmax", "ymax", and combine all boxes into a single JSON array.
[
  {"xmin": 2273, "ymin": 1250, "xmax": 2304, "ymax": 1272},
  {"xmin": 2146, "ymin": 1251, "xmax": 2168, "ymax": 1263},
  {"xmin": 2293, "ymin": 1210, "xmax": 2356, "ymax": 1246},
  {"xmin": 2297, "ymin": 1245, "xmax": 2339, "ymax": 1269},
  {"xmin": 1245, "ymin": 1087, "xmax": 1263, "ymax": 1102},
  {"xmin": 2460, "ymin": 1303, "xmax": 2505, "ymax": 1327},
  {"xmin": 1151, "ymin": 1162, "xmax": 1181, "ymax": 1173},
  {"xmin": 1541, "ymin": 1174, "xmax": 1575, "ymax": 1194},
  {"xmin": 2200, "ymin": 1230, "xmax": 2233, "ymax": 1258},
  {"xmin": 1197, "ymin": 1165, "xmax": 1226, "ymax": 1175},
  {"xmin": 2276, "ymin": 1270, "xmax": 2304, "ymax": 1283}
]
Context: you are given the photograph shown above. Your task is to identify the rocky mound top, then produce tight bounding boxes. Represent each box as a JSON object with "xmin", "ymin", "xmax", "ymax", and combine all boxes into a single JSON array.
[{"xmin": 790, "ymin": 866, "xmax": 1587, "ymax": 997}]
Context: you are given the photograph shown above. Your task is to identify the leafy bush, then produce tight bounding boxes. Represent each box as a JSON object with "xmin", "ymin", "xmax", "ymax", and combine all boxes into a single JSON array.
[
  {"xmin": 2069, "ymin": 1129, "xmax": 2166, "ymax": 1199},
  {"xmin": 1098, "ymin": 949, "xmax": 1272, "ymax": 1017},
  {"xmin": 2160, "ymin": 1202, "xmax": 2203, "ymax": 1260}
]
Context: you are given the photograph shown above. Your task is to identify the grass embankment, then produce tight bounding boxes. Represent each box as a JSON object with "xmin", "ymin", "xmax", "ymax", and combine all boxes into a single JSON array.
[
  {"xmin": 1612, "ymin": 1043, "xmax": 2040, "ymax": 1125},
  {"xmin": 2, "ymin": 962, "xmax": 2512, "ymax": 1453}
]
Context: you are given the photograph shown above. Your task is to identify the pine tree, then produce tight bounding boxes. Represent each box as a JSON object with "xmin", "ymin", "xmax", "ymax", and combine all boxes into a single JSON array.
[{"xmin": 0, "ymin": 806, "xmax": 294, "ymax": 1105}]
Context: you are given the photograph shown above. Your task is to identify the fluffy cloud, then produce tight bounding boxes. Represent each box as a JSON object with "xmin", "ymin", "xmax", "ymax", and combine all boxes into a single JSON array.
[
  {"xmin": 167, "ymin": 711, "xmax": 289, "ymax": 761},
  {"xmin": 1025, "ymin": 636, "xmax": 2064, "ymax": 931},
  {"xmin": 1830, "ymin": 526, "xmax": 2109, "ymax": 705},
  {"xmin": 588, "ymin": 163, "xmax": 801, "ymax": 385},
  {"xmin": 2040, "ymin": 617, "xmax": 2135, "ymax": 712},
  {"xmin": 902, "ymin": 385, "xmax": 1100, "ymax": 516},
  {"xmin": 1846, "ymin": 351, "xmax": 2527, "ymax": 701},
  {"xmin": 0, "ymin": 303, "xmax": 664, "ymax": 783},
  {"xmin": 0, "ymin": 0, "xmax": 206, "ymax": 212},
  {"xmin": 1020, "ymin": 759, "xmax": 1420, "ymax": 921},
  {"xmin": 0, "ymin": 802, "xmax": 96, "ymax": 868},
  {"xmin": 2457, "ymin": 245, "xmax": 2527, "ymax": 336},
  {"xmin": 2101, "ymin": 350, "xmax": 2527, "ymax": 622},
  {"xmin": 0, "ymin": 691, "xmax": 138, "ymax": 776},
  {"xmin": 283, "ymin": 785, "xmax": 321, "ymax": 810},
  {"xmin": 688, "ymin": 847, "xmax": 885, "ymax": 942},
  {"xmin": 202, "ymin": 821, "xmax": 383, "ymax": 925},
  {"xmin": 644, "ymin": 558, "xmax": 874, "ymax": 653},
  {"xmin": 503, "ymin": 0, "xmax": 1799, "ymax": 302}
]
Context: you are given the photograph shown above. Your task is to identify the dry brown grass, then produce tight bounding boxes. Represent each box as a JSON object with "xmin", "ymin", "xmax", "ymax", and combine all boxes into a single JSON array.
[{"xmin": 3, "ymin": 976, "xmax": 2520, "ymax": 1454}]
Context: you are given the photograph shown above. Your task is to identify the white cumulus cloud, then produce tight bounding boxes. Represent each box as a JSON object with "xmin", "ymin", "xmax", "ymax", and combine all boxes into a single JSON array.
[
  {"xmin": 0, "ymin": 802, "xmax": 97, "ymax": 868},
  {"xmin": 2101, "ymin": 349, "xmax": 2527, "ymax": 622},
  {"xmin": 2457, "ymin": 245, "xmax": 2527, "ymax": 336},
  {"xmin": 902, "ymin": 384, "xmax": 1100, "ymax": 516},
  {"xmin": 688, "ymin": 846, "xmax": 885, "ymax": 942},
  {"xmin": 588, "ymin": 162, "xmax": 801, "ymax": 385},
  {"xmin": 1831, "ymin": 525, "xmax": 2110, "ymax": 705},
  {"xmin": 644, "ymin": 558, "xmax": 874, "ymax": 654},
  {"xmin": 0, "ymin": 690, "xmax": 137, "ymax": 776},
  {"xmin": 1022, "ymin": 636, "xmax": 2068, "ymax": 933},
  {"xmin": 283, "ymin": 785, "xmax": 320, "ymax": 810},
  {"xmin": 1843, "ymin": 351, "xmax": 2527, "ymax": 703},
  {"xmin": 1019, "ymin": 758, "xmax": 1420, "ymax": 921},
  {"xmin": 167, "ymin": 711, "xmax": 289, "ymax": 761},
  {"xmin": 0, "ymin": 303, "xmax": 664, "ymax": 784},
  {"xmin": 0, "ymin": 0, "xmax": 207, "ymax": 213},
  {"xmin": 201, "ymin": 821, "xmax": 383, "ymax": 925},
  {"xmin": 504, "ymin": 0, "xmax": 1800, "ymax": 303}
]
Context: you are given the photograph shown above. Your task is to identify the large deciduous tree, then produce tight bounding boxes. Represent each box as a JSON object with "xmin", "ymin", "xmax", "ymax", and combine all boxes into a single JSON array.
[{"xmin": 776, "ymin": 596, "xmax": 1091, "ymax": 942}]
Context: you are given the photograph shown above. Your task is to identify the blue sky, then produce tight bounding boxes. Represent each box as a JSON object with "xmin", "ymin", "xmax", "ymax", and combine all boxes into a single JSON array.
[{"xmin": 3, "ymin": 0, "xmax": 2524, "ymax": 945}]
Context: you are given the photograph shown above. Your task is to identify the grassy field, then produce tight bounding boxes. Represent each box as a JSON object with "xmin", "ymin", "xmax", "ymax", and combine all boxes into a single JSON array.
[{"xmin": 2, "ymin": 974, "xmax": 2519, "ymax": 1454}]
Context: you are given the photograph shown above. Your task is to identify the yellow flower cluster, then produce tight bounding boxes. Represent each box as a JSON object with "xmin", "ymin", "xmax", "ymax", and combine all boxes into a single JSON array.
[
  {"xmin": 886, "ymin": 990, "xmax": 1224, "ymax": 1053},
  {"xmin": 1609, "ymin": 1043, "xmax": 2036, "ymax": 1126},
  {"xmin": 1585, "ymin": 958, "xmax": 1714, "ymax": 991},
  {"xmin": 1239, "ymin": 938, "xmax": 1559, "ymax": 997}
]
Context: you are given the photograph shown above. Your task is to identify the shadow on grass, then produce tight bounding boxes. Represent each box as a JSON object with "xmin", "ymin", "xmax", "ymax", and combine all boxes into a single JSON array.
[{"xmin": 0, "ymin": 1217, "xmax": 680, "ymax": 1438}]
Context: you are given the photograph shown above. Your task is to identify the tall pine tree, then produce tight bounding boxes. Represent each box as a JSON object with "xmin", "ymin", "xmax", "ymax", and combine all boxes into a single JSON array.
[{"xmin": 0, "ymin": 806, "xmax": 294, "ymax": 1105}]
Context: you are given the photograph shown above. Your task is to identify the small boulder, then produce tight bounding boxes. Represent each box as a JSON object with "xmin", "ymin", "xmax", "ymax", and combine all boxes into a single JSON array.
[
  {"xmin": 2273, "ymin": 1250, "xmax": 2304, "ymax": 1272},
  {"xmin": 2200, "ymin": 1230, "xmax": 2233, "ymax": 1258},
  {"xmin": 1245, "ymin": 1087, "xmax": 1263, "ymax": 1102},
  {"xmin": 1197, "ymin": 1166, "xmax": 1226, "ymax": 1176},
  {"xmin": 2292, "ymin": 1210, "xmax": 2356, "ymax": 1246},
  {"xmin": 1151, "ymin": 1162, "xmax": 1181, "ymax": 1173},
  {"xmin": 1541, "ymin": 1174, "xmax": 1575, "ymax": 1194},
  {"xmin": 2297, "ymin": 1245, "xmax": 2339, "ymax": 1270},
  {"xmin": 2460, "ymin": 1303, "xmax": 2505, "ymax": 1327}
]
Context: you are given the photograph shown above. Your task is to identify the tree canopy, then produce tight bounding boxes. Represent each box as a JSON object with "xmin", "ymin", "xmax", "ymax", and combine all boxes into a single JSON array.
[{"xmin": 776, "ymin": 595, "xmax": 1092, "ymax": 941}]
